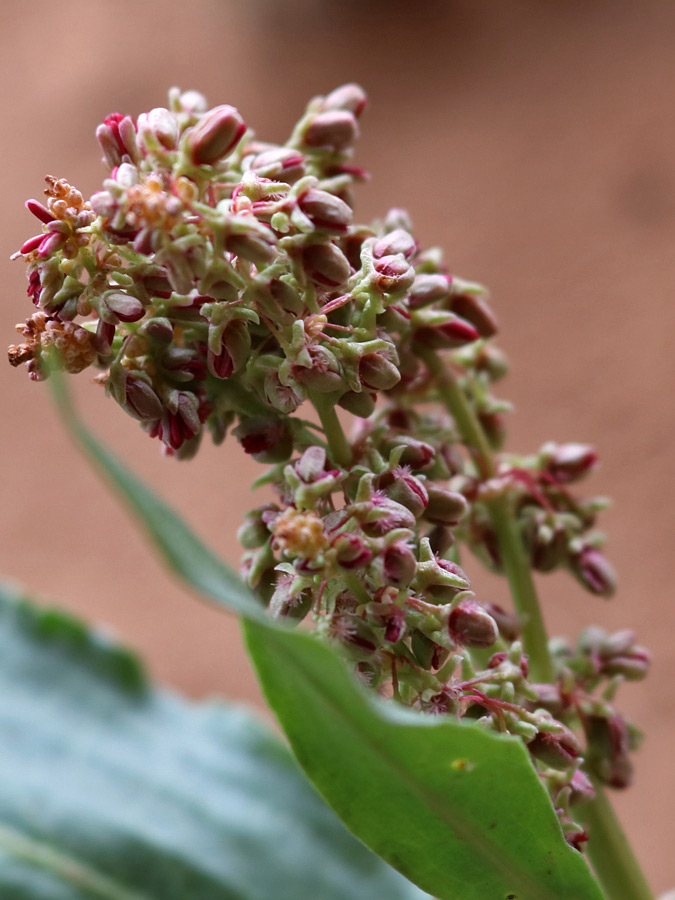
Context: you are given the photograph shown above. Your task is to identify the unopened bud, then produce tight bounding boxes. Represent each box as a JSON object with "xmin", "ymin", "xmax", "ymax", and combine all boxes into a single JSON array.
[
  {"xmin": 361, "ymin": 494, "xmax": 417, "ymax": 536},
  {"xmin": 302, "ymin": 110, "xmax": 359, "ymax": 152},
  {"xmin": 189, "ymin": 104, "xmax": 246, "ymax": 165},
  {"xmin": 584, "ymin": 714, "xmax": 633, "ymax": 789},
  {"xmin": 482, "ymin": 602, "xmax": 520, "ymax": 642},
  {"xmin": 409, "ymin": 273, "xmax": 451, "ymax": 309},
  {"xmin": 251, "ymin": 147, "xmax": 306, "ymax": 183},
  {"xmin": 378, "ymin": 468, "xmax": 428, "ymax": 518},
  {"xmin": 208, "ymin": 319, "xmax": 250, "ymax": 378},
  {"xmin": 238, "ymin": 507, "xmax": 274, "ymax": 549},
  {"xmin": 373, "ymin": 254, "xmax": 415, "ymax": 294},
  {"xmin": 234, "ymin": 416, "xmax": 293, "ymax": 463},
  {"xmin": 333, "ymin": 533, "xmax": 373, "ymax": 570},
  {"xmin": 225, "ymin": 232, "xmax": 275, "ymax": 266},
  {"xmin": 382, "ymin": 542, "xmax": 417, "ymax": 588},
  {"xmin": 125, "ymin": 376, "xmax": 163, "ymax": 422},
  {"xmin": 424, "ymin": 484, "xmax": 468, "ymax": 526},
  {"xmin": 380, "ymin": 435, "xmax": 435, "ymax": 470},
  {"xmin": 137, "ymin": 107, "xmax": 179, "ymax": 151},
  {"xmin": 541, "ymin": 442, "xmax": 599, "ymax": 484},
  {"xmin": 302, "ymin": 242, "xmax": 351, "ymax": 287},
  {"xmin": 321, "ymin": 84, "xmax": 368, "ymax": 118},
  {"xmin": 572, "ymin": 546, "xmax": 617, "ymax": 598},
  {"xmin": 451, "ymin": 292, "xmax": 498, "ymax": 338},
  {"xmin": 447, "ymin": 601, "xmax": 498, "ymax": 648},
  {"xmin": 372, "ymin": 229, "xmax": 416, "ymax": 260},
  {"xmin": 413, "ymin": 313, "xmax": 480, "ymax": 349},
  {"xmin": 359, "ymin": 352, "xmax": 401, "ymax": 391},
  {"xmin": 102, "ymin": 291, "xmax": 145, "ymax": 323},
  {"xmin": 338, "ymin": 390, "xmax": 377, "ymax": 418},
  {"xmin": 298, "ymin": 189, "xmax": 352, "ymax": 232}
]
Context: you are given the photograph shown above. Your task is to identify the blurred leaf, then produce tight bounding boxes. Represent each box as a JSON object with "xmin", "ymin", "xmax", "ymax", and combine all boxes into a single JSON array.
[
  {"xmin": 0, "ymin": 584, "xmax": 427, "ymax": 900},
  {"xmin": 51, "ymin": 373, "xmax": 604, "ymax": 900}
]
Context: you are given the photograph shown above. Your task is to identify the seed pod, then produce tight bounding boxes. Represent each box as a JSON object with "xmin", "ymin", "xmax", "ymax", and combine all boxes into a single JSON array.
[
  {"xmin": 409, "ymin": 273, "xmax": 452, "ymax": 309},
  {"xmin": 234, "ymin": 416, "xmax": 293, "ymax": 463},
  {"xmin": 125, "ymin": 376, "xmax": 163, "ymax": 422},
  {"xmin": 298, "ymin": 189, "xmax": 352, "ymax": 232},
  {"xmin": 529, "ymin": 726, "xmax": 581, "ymax": 770},
  {"xmin": 584, "ymin": 714, "xmax": 633, "ymax": 789},
  {"xmin": 333, "ymin": 533, "xmax": 373, "ymax": 570},
  {"xmin": 102, "ymin": 291, "xmax": 145, "ymax": 323},
  {"xmin": 338, "ymin": 390, "xmax": 377, "ymax": 418},
  {"xmin": 382, "ymin": 542, "xmax": 417, "ymax": 588},
  {"xmin": 372, "ymin": 229, "xmax": 416, "ymax": 260}
]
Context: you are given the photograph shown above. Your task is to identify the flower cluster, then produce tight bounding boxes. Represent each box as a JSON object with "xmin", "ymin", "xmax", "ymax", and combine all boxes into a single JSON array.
[{"xmin": 9, "ymin": 85, "xmax": 649, "ymax": 851}]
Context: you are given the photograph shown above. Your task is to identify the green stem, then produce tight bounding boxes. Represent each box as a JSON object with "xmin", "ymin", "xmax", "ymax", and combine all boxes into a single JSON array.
[
  {"xmin": 309, "ymin": 392, "xmax": 352, "ymax": 468},
  {"xmin": 418, "ymin": 346, "xmax": 554, "ymax": 682},
  {"xmin": 580, "ymin": 781, "xmax": 653, "ymax": 900}
]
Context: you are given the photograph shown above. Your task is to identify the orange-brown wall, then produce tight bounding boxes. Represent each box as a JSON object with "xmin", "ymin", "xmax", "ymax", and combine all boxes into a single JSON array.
[{"xmin": 1, "ymin": 1, "xmax": 673, "ymax": 893}]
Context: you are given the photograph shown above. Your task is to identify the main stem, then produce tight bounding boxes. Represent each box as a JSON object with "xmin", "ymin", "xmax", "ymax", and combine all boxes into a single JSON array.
[
  {"xmin": 418, "ymin": 346, "xmax": 554, "ymax": 682},
  {"xmin": 581, "ymin": 781, "xmax": 653, "ymax": 900},
  {"xmin": 419, "ymin": 346, "xmax": 653, "ymax": 900}
]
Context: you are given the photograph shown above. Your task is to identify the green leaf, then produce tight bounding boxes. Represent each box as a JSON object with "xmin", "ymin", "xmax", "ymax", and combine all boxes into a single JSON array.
[
  {"xmin": 244, "ymin": 621, "xmax": 605, "ymax": 900},
  {"xmin": 50, "ymin": 373, "xmax": 604, "ymax": 900},
  {"xmin": 0, "ymin": 585, "xmax": 427, "ymax": 900}
]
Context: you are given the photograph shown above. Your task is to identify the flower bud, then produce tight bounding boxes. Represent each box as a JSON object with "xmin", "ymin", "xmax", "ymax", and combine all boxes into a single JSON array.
[
  {"xmin": 413, "ymin": 313, "xmax": 480, "ymax": 349},
  {"xmin": 102, "ymin": 291, "xmax": 145, "ymax": 323},
  {"xmin": 541, "ymin": 442, "xmax": 599, "ymax": 484},
  {"xmin": 584, "ymin": 714, "xmax": 633, "ymax": 789},
  {"xmin": 568, "ymin": 769, "xmax": 596, "ymax": 806},
  {"xmin": 251, "ymin": 147, "xmax": 306, "ymax": 183},
  {"xmin": 360, "ymin": 494, "xmax": 417, "ymax": 537},
  {"xmin": 264, "ymin": 372, "xmax": 303, "ymax": 414},
  {"xmin": 373, "ymin": 254, "xmax": 415, "ymax": 294},
  {"xmin": 189, "ymin": 104, "xmax": 246, "ymax": 165},
  {"xmin": 225, "ymin": 232, "xmax": 275, "ymax": 266},
  {"xmin": 427, "ymin": 525, "xmax": 455, "ymax": 556},
  {"xmin": 409, "ymin": 273, "xmax": 452, "ymax": 309},
  {"xmin": 571, "ymin": 545, "xmax": 617, "ymax": 598},
  {"xmin": 359, "ymin": 352, "xmax": 401, "ymax": 391},
  {"xmin": 378, "ymin": 468, "xmax": 428, "ymax": 518},
  {"xmin": 234, "ymin": 416, "xmax": 293, "ymax": 463},
  {"xmin": 302, "ymin": 110, "xmax": 359, "ymax": 152},
  {"xmin": 238, "ymin": 507, "xmax": 274, "ymax": 549},
  {"xmin": 332, "ymin": 533, "xmax": 373, "ymax": 570},
  {"xmin": 380, "ymin": 435, "xmax": 435, "ymax": 470},
  {"xmin": 482, "ymin": 602, "xmax": 520, "ymax": 642},
  {"xmin": 298, "ymin": 189, "xmax": 352, "ymax": 233},
  {"xmin": 424, "ymin": 484, "xmax": 468, "ymax": 526},
  {"xmin": 208, "ymin": 319, "xmax": 250, "ymax": 379},
  {"xmin": 372, "ymin": 229, "xmax": 416, "ymax": 260},
  {"xmin": 382, "ymin": 542, "xmax": 417, "ymax": 588},
  {"xmin": 447, "ymin": 601, "xmax": 499, "ymax": 648},
  {"xmin": 137, "ymin": 107, "xmax": 179, "ymax": 151},
  {"xmin": 293, "ymin": 346, "xmax": 343, "ymax": 392},
  {"xmin": 338, "ymin": 390, "xmax": 377, "ymax": 418},
  {"xmin": 94, "ymin": 319, "xmax": 116, "ymax": 359},
  {"xmin": 302, "ymin": 242, "xmax": 351, "ymax": 287},
  {"xmin": 125, "ymin": 376, "xmax": 163, "ymax": 422},
  {"xmin": 528, "ymin": 723, "xmax": 581, "ymax": 769},
  {"xmin": 321, "ymin": 84, "xmax": 368, "ymax": 117},
  {"xmin": 451, "ymin": 292, "xmax": 498, "ymax": 338}
]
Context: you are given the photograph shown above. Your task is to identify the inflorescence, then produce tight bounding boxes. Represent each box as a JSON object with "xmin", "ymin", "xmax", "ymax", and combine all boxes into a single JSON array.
[{"xmin": 8, "ymin": 84, "xmax": 649, "ymax": 850}]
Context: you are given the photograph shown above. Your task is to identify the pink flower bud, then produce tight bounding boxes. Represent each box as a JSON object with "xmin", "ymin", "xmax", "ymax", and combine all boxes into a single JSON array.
[
  {"xmin": 125, "ymin": 376, "xmax": 163, "ymax": 422},
  {"xmin": 321, "ymin": 84, "xmax": 368, "ymax": 118},
  {"xmin": 409, "ymin": 273, "xmax": 452, "ymax": 309},
  {"xmin": 380, "ymin": 435, "xmax": 435, "ymax": 470},
  {"xmin": 225, "ymin": 232, "xmax": 275, "ymax": 266},
  {"xmin": 414, "ymin": 314, "xmax": 480, "ymax": 349},
  {"xmin": 448, "ymin": 601, "xmax": 498, "ymax": 648},
  {"xmin": 302, "ymin": 110, "xmax": 359, "ymax": 152},
  {"xmin": 372, "ymin": 229, "xmax": 416, "ymax": 260},
  {"xmin": 332, "ymin": 533, "xmax": 373, "ymax": 570},
  {"xmin": 542, "ymin": 442, "xmax": 599, "ymax": 484},
  {"xmin": 302, "ymin": 242, "xmax": 351, "ymax": 287},
  {"xmin": 359, "ymin": 352, "xmax": 401, "ymax": 391},
  {"xmin": 482, "ymin": 602, "xmax": 520, "ymax": 642},
  {"xmin": 234, "ymin": 416, "xmax": 293, "ymax": 463},
  {"xmin": 585, "ymin": 714, "xmax": 633, "ymax": 789},
  {"xmin": 295, "ymin": 446, "xmax": 329, "ymax": 482},
  {"xmin": 208, "ymin": 319, "xmax": 250, "ymax": 378},
  {"xmin": 373, "ymin": 254, "xmax": 415, "ymax": 294},
  {"xmin": 451, "ymin": 292, "xmax": 498, "ymax": 338},
  {"xmin": 250, "ymin": 147, "xmax": 306, "ymax": 183},
  {"xmin": 137, "ymin": 107, "xmax": 179, "ymax": 151},
  {"xmin": 572, "ymin": 546, "xmax": 617, "ymax": 598},
  {"xmin": 298, "ymin": 189, "xmax": 352, "ymax": 232},
  {"xmin": 378, "ymin": 467, "xmax": 428, "ymax": 518},
  {"xmin": 25, "ymin": 199, "xmax": 55, "ymax": 225},
  {"xmin": 360, "ymin": 494, "xmax": 417, "ymax": 537},
  {"xmin": 189, "ymin": 104, "xmax": 246, "ymax": 165},
  {"xmin": 102, "ymin": 291, "xmax": 145, "ymax": 323},
  {"xmin": 382, "ymin": 542, "xmax": 417, "ymax": 588},
  {"xmin": 293, "ymin": 346, "xmax": 343, "ymax": 393},
  {"xmin": 424, "ymin": 484, "xmax": 468, "ymax": 526},
  {"xmin": 528, "ymin": 726, "xmax": 581, "ymax": 770}
]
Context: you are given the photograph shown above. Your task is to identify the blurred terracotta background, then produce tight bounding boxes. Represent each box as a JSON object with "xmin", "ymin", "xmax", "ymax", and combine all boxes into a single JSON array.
[{"xmin": 1, "ymin": 0, "xmax": 673, "ymax": 893}]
